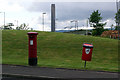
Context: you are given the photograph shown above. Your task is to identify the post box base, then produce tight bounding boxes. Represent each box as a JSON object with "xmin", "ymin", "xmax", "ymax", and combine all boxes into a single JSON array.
[{"xmin": 29, "ymin": 58, "xmax": 37, "ymax": 66}]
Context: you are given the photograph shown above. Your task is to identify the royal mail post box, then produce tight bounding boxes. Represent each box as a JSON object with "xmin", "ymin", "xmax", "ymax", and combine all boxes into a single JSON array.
[
  {"xmin": 27, "ymin": 32, "xmax": 38, "ymax": 66},
  {"xmin": 82, "ymin": 43, "xmax": 93, "ymax": 61}
]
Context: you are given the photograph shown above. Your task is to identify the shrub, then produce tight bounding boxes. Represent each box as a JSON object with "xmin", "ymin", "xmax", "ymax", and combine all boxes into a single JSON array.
[
  {"xmin": 92, "ymin": 28, "xmax": 105, "ymax": 36},
  {"xmin": 101, "ymin": 30, "xmax": 120, "ymax": 39}
]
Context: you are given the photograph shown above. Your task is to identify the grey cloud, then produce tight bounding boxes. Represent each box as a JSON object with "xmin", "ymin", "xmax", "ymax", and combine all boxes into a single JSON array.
[
  {"xmin": 56, "ymin": 2, "xmax": 116, "ymax": 21},
  {"xmin": 27, "ymin": 2, "xmax": 51, "ymax": 13},
  {"xmin": 27, "ymin": 2, "xmax": 116, "ymax": 22}
]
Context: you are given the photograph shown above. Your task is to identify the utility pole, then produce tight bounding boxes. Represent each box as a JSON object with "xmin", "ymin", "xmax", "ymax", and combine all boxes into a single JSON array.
[
  {"xmin": 76, "ymin": 21, "xmax": 78, "ymax": 30},
  {"xmin": 75, "ymin": 20, "xmax": 78, "ymax": 30},
  {"xmin": 71, "ymin": 20, "xmax": 78, "ymax": 31},
  {"xmin": 15, "ymin": 20, "xmax": 18, "ymax": 27},
  {"xmin": 75, "ymin": 21, "xmax": 77, "ymax": 30},
  {"xmin": 86, "ymin": 19, "xmax": 88, "ymax": 35},
  {"xmin": 4, "ymin": 12, "xmax": 5, "ymax": 29}
]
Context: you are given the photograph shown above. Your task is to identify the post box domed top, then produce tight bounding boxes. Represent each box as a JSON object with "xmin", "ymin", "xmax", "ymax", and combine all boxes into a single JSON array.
[
  {"xmin": 27, "ymin": 32, "xmax": 38, "ymax": 35},
  {"xmin": 83, "ymin": 43, "xmax": 93, "ymax": 48}
]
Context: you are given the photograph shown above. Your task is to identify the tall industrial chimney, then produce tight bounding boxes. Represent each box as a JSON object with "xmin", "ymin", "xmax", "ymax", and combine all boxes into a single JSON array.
[{"xmin": 51, "ymin": 4, "xmax": 55, "ymax": 32}]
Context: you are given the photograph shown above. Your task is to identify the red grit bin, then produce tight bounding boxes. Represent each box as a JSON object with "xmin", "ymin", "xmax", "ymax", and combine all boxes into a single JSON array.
[
  {"xmin": 82, "ymin": 43, "xmax": 93, "ymax": 61},
  {"xmin": 27, "ymin": 32, "xmax": 38, "ymax": 66}
]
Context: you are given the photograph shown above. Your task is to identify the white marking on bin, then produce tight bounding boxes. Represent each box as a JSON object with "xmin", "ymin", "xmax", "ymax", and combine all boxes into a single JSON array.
[{"xmin": 85, "ymin": 48, "xmax": 90, "ymax": 54}]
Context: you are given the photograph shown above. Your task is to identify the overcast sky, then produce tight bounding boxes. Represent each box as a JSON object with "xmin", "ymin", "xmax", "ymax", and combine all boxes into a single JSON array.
[{"xmin": 0, "ymin": 0, "xmax": 118, "ymax": 31}]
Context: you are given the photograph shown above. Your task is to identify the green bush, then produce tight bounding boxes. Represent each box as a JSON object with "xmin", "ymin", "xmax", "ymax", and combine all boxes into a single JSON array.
[{"xmin": 92, "ymin": 28, "xmax": 105, "ymax": 36}]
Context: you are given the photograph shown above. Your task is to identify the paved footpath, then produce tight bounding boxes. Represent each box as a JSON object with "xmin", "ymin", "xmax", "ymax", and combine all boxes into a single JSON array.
[{"xmin": 2, "ymin": 64, "xmax": 119, "ymax": 80}]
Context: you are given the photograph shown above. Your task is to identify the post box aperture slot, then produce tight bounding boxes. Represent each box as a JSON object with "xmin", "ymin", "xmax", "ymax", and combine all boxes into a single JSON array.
[{"xmin": 30, "ymin": 35, "xmax": 34, "ymax": 38}]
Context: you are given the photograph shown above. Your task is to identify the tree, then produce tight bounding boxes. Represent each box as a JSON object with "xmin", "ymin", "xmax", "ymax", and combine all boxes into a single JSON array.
[
  {"xmin": 4, "ymin": 23, "xmax": 14, "ymax": 30},
  {"xmin": 110, "ymin": 24, "xmax": 114, "ymax": 30},
  {"xmin": 115, "ymin": 9, "xmax": 120, "ymax": 39},
  {"xmin": 16, "ymin": 23, "xmax": 29, "ymax": 30},
  {"xmin": 89, "ymin": 10, "xmax": 106, "ymax": 36},
  {"xmin": 89, "ymin": 10, "xmax": 106, "ymax": 29},
  {"xmin": 115, "ymin": 9, "xmax": 120, "ymax": 28}
]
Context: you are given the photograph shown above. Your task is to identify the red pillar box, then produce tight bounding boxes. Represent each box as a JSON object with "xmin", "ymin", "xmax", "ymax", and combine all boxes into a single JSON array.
[
  {"xmin": 27, "ymin": 32, "xmax": 38, "ymax": 66},
  {"xmin": 82, "ymin": 43, "xmax": 93, "ymax": 61}
]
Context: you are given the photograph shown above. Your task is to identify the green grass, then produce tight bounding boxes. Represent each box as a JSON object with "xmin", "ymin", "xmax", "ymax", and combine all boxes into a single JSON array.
[{"xmin": 2, "ymin": 30, "xmax": 118, "ymax": 72}]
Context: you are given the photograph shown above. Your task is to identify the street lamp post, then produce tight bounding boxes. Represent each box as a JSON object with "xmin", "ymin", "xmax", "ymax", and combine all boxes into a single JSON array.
[
  {"xmin": 42, "ymin": 13, "xmax": 46, "ymax": 31},
  {"xmin": 0, "ymin": 12, "xmax": 5, "ymax": 29}
]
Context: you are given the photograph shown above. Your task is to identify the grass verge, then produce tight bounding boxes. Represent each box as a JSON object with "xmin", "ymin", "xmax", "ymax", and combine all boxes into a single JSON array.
[{"xmin": 2, "ymin": 30, "xmax": 118, "ymax": 72}]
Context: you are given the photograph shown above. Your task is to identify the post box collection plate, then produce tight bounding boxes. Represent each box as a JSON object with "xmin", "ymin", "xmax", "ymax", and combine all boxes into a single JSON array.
[{"xmin": 30, "ymin": 40, "xmax": 33, "ymax": 45}]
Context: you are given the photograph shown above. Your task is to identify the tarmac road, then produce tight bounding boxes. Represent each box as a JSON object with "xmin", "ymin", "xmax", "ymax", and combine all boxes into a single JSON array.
[
  {"xmin": 2, "ymin": 77, "xmax": 36, "ymax": 80},
  {"xmin": 2, "ymin": 64, "xmax": 119, "ymax": 80},
  {"xmin": 1, "ymin": 77, "xmax": 119, "ymax": 80}
]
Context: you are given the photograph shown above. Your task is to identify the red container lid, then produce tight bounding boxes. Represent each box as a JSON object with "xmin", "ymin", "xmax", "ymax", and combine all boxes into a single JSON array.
[
  {"xmin": 83, "ymin": 43, "xmax": 93, "ymax": 48},
  {"xmin": 27, "ymin": 32, "xmax": 38, "ymax": 35}
]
